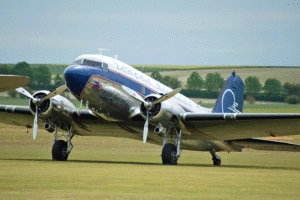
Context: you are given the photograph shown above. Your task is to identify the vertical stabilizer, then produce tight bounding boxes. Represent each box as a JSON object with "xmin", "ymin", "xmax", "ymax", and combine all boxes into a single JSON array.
[{"xmin": 212, "ymin": 72, "xmax": 244, "ymax": 113}]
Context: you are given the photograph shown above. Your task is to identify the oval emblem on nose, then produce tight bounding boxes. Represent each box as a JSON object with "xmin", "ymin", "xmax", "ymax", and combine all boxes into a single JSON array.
[{"xmin": 92, "ymin": 80, "xmax": 102, "ymax": 90}]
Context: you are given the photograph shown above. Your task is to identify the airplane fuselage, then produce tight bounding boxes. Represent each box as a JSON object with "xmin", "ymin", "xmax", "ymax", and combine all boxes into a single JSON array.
[
  {"xmin": 63, "ymin": 54, "xmax": 240, "ymax": 153},
  {"xmin": 64, "ymin": 54, "xmax": 211, "ymax": 120}
]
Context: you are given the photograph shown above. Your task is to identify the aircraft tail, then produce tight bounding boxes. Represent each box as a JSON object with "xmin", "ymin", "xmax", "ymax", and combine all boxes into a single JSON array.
[{"xmin": 212, "ymin": 72, "xmax": 244, "ymax": 113}]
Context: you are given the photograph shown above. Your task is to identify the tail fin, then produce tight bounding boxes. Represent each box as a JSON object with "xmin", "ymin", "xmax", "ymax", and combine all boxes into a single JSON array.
[{"xmin": 212, "ymin": 72, "xmax": 244, "ymax": 113}]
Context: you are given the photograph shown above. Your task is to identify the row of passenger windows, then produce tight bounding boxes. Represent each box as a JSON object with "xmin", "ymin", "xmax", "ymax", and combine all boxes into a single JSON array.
[{"xmin": 73, "ymin": 59, "xmax": 108, "ymax": 69}]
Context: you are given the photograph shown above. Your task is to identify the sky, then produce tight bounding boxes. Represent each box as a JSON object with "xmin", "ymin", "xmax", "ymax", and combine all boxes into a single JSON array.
[{"xmin": 0, "ymin": 0, "xmax": 299, "ymax": 66}]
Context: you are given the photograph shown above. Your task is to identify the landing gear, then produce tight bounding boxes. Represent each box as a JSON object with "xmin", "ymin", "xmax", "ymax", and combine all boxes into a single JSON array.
[
  {"xmin": 210, "ymin": 150, "xmax": 221, "ymax": 166},
  {"xmin": 162, "ymin": 144, "xmax": 177, "ymax": 165},
  {"xmin": 52, "ymin": 140, "xmax": 68, "ymax": 161},
  {"xmin": 161, "ymin": 128, "xmax": 183, "ymax": 165},
  {"xmin": 52, "ymin": 125, "xmax": 74, "ymax": 161}
]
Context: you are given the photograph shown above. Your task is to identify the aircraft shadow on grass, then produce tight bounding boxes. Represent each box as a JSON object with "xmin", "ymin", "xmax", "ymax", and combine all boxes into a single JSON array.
[{"xmin": 2, "ymin": 158, "xmax": 299, "ymax": 171}]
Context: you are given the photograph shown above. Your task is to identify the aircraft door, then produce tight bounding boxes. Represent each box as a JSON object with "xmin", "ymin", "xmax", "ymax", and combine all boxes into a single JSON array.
[{"xmin": 103, "ymin": 63, "xmax": 109, "ymax": 72}]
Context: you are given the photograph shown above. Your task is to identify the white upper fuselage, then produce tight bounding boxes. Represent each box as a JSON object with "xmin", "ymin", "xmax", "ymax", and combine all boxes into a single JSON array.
[{"xmin": 70, "ymin": 54, "xmax": 211, "ymax": 114}]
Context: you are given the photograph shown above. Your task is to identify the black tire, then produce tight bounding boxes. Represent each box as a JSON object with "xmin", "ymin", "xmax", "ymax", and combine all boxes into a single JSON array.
[
  {"xmin": 52, "ymin": 140, "xmax": 69, "ymax": 161},
  {"xmin": 162, "ymin": 143, "xmax": 178, "ymax": 165},
  {"xmin": 213, "ymin": 156, "xmax": 221, "ymax": 166}
]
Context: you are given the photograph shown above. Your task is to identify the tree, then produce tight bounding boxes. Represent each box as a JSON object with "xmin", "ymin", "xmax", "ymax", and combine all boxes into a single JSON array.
[
  {"xmin": 263, "ymin": 78, "xmax": 282, "ymax": 94},
  {"xmin": 11, "ymin": 62, "xmax": 33, "ymax": 80},
  {"xmin": 150, "ymin": 71, "xmax": 163, "ymax": 82},
  {"xmin": 8, "ymin": 90, "xmax": 18, "ymax": 98},
  {"xmin": 54, "ymin": 74, "xmax": 64, "ymax": 87},
  {"xmin": 186, "ymin": 71, "xmax": 203, "ymax": 90},
  {"xmin": 160, "ymin": 75, "xmax": 182, "ymax": 89},
  {"xmin": 11, "ymin": 61, "xmax": 35, "ymax": 87},
  {"xmin": 283, "ymin": 82, "xmax": 300, "ymax": 96},
  {"xmin": 35, "ymin": 65, "xmax": 52, "ymax": 86},
  {"xmin": 168, "ymin": 76, "xmax": 182, "ymax": 89},
  {"xmin": 0, "ymin": 64, "xmax": 12, "ymax": 74},
  {"xmin": 162, "ymin": 75, "xmax": 171, "ymax": 86},
  {"xmin": 244, "ymin": 76, "xmax": 262, "ymax": 95},
  {"xmin": 204, "ymin": 72, "xmax": 225, "ymax": 92}
]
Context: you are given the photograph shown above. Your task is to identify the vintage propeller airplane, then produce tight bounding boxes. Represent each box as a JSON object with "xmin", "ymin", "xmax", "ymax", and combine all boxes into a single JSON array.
[{"xmin": 0, "ymin": 51, "xmax": 299, "ymax": 165}]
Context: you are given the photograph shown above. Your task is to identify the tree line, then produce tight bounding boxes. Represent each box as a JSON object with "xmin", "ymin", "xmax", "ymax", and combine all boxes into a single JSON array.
[
  {"xmin": 150, "ymin": 71, "xmax": 300, "ymax": 104},
  {"xmin": 1, "ymin": 62, "xmax": 299, "ymax": 104}
]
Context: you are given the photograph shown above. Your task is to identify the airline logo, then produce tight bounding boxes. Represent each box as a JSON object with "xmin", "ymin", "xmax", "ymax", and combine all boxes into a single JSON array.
[
  {"xmin": 222, "ymin": 89, "xmax": 241, "ymax": 113},
  {"xmin": 92, "ymin": 81, "xmax": 102, "ymax": 90}
]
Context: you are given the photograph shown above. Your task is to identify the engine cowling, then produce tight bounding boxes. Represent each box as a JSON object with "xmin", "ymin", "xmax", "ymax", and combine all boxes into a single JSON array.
[
  {"xmin": 29, "ymin": 90, "xmax": 76, "ymax": 126},
  {"xmin": 140, "ymin": 94, "xmax": 185, "ymax": 129}
]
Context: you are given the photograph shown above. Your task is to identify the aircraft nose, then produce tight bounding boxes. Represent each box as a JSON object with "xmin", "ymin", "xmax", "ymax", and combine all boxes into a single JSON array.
[{"xmin": 64, "ymin": 65, "xmax": 90, "ymax": 97}]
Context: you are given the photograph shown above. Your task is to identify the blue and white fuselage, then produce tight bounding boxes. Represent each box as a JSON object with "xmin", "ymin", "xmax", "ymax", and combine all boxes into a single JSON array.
[
  {"xmin": 63, "ymin": 54, "xmax": 243, "ymax": 153},
  {"xmin": 64, "ymin": 54, "xmax": 211, "ymax": 122}
]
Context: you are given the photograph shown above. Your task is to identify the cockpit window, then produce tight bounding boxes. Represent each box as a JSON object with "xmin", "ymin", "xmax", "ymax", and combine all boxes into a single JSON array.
[
  {"xmin": 73, "ymin": 59, "xmax": 82, "ymax": 65},
  {"xmin": 82, "ymin": 59, "xmax": 102, "ymax": 67}
]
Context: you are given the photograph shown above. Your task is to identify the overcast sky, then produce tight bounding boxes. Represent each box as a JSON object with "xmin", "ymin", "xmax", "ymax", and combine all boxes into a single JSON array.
[{"xmin": 1, "ymin": 0, "xmax": 299, "ymax": 66}]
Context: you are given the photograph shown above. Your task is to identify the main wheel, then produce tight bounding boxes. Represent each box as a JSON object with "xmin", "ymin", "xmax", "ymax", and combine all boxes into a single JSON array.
[
  {"xmin": 213, "ymin": 156, "xmax": 221, "ymax": 166},
  {"xmin": 162, "ymin": 143, "xmax": 178, "ymax": 165},
  {"xmin": 52, "ymin": 140, "xmax": 69, "ymax": 161}
]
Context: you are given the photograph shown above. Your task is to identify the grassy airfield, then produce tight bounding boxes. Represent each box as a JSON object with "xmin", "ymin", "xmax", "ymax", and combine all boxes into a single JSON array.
[{"xmin": 1, "ymin": 104, "xmax": 300, "ymax": 199}]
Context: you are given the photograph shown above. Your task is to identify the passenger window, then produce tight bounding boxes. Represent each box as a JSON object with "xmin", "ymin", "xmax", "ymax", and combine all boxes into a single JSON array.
[{"xmin": 141, "ymin": 86, "xmax": 145, "ymax": 94}]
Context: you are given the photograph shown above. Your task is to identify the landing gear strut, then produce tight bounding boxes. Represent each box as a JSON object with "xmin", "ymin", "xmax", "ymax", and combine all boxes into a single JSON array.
[
  {"xmin": 52, "ymin": 125, "xmax": 74, "ymax": 161},
  {"xmin": 210, "ymin": 150, "xmax": 221, "ymax": 166},
  {"xmin": 161, "ymin": 128, "xmax": 184, "ymax": 165}
]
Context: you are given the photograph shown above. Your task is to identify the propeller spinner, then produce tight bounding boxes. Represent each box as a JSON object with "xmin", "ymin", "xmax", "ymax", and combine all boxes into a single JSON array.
[{"xmin": 122, "ymin": 85, "xmax": 181, "ymax": 143}]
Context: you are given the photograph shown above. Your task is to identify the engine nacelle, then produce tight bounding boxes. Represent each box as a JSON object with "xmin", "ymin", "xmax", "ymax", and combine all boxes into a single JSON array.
[
  {"xmin": 140, "ymin": 94, "xmax": 185, "ymax": 129},
  {"xmin": 29, "ymin": 90, "xmax": 76, "ymax": 126}
]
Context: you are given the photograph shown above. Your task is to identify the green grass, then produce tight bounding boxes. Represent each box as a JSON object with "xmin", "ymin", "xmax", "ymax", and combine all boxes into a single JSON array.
[
  {"xmin": 1, "ymin": 124, "xmax": 300, "ymax": 199},
  {"xmin": 1, "ymin": 105, "xmax": 300, "ymax": 199}
]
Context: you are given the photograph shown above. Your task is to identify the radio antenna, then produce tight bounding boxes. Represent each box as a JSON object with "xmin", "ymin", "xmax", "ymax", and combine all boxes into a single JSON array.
[{"xmin": 98, "ymin": 48, "xmax": 110, "ymax": 55}]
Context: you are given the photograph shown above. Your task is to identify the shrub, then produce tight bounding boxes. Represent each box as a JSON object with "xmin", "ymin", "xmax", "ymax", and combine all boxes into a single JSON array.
[
  {"xmin": 246, "ymin": 96, "xmax": 256, "ymax": 104},
  {"xmin": 285, "ymin": 95, "xmax": 300, "ymax": 104}
]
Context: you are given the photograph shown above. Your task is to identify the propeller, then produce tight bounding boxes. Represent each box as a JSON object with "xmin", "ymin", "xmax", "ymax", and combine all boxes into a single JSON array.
[
  {"xmin": 122, "ymin": 85, "xmax": 181, "ymax": 143},
  {"xmin": 15, "ymin": 85, "xmax": 68, "ymax": 140}
]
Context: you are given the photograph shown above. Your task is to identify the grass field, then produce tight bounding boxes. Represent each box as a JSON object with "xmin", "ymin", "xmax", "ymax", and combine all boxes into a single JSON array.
[{"xmin": 1, "ymin": 104, "xmax": 300, "ymax": 199}]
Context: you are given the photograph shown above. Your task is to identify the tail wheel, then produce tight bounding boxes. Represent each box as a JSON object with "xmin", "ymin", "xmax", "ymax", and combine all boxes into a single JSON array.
[
  {"xmin": 52, "ymin": 140, "xmax": 69, "ymax": 161},
  {"xmin": 162, "ymin": 143, "xmax": 178, "ymax": 165},
  {"xmin": 213, "ymin": 156, "xmax": 221, "ymax": 166}
]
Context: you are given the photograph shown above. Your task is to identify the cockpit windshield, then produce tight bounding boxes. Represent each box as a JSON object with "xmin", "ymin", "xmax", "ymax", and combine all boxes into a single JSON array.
[
  {"xmin": 73, "ymin": 59, "xmax": 108, "ymax": 71},
  {"xmin": 82, "ymin": 59, "xmax": 102, "ymax": 67},
  {"xmin": 73, "ymin": 59, "xmax": 82, "ymax": 65}
]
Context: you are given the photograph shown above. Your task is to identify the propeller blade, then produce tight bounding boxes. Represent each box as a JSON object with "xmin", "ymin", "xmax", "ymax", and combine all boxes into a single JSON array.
[
  {"xmin": 143, "ymin": 110, "xmax": 149, "ymax": 143},
  {"xmin": 41, "ymin": 85, "xmax": 67, "ymax": 102},
  {"xmin": 122, "ymin": 85, "xmax": 145, "ymax": 103},
  {"xmin": 15, "ymin": 87, "xmax": 34, "ymax": 99},
  {"xmin": 33, "ymin": 106, "xmax": 38, "ymax": 140},
  {"xmin": 154, "ymin": 88, "xmax": 181, "ymax": 104}
]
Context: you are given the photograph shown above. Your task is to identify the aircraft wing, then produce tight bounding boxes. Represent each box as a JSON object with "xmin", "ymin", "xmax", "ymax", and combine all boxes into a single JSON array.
[
  {"xmin": 0, "ymin": 105, "xmax": 33, "ymax": 127},
  {"xmin": 181, "ymin": 113, "xmax": 300, "ymax": 140},
  {"xmin": 0, "ymin": 105, "xmax": 145, "ymax": 140},
  {"xmin": 0, "ymin": 75, "xmax": 30, "ymax": 92}
]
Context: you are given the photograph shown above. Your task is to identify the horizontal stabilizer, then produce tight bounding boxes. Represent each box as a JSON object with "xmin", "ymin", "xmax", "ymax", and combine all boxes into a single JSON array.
[
  {"xmin": 0, "ymin": 75, "xmax": 30, "ymax": 92},
  {"xmin": 230, "ymin": 138, "xmax": 300, "ymax": 152}
]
